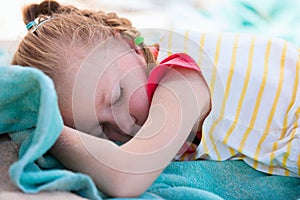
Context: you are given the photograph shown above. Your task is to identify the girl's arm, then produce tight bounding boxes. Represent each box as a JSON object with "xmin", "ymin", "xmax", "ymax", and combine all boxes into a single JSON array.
[{"xmin": 50, "ymin": 67, "xmax": 211, "ymax": 197}]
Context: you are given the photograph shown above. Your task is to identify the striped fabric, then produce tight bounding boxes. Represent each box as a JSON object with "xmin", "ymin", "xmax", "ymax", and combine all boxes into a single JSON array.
[{"xmin": 156, "ymin": 30, "xmax": 300, "ymax": 177}]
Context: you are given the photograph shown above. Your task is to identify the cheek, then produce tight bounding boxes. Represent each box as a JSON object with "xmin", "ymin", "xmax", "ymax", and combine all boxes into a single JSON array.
[
  {"xmin": 128, "ymin": 85, "xmax": 150, "ymax": 126},
  {"xmin": 57, "ymin": 88, "xmax": 91, "ymax": 130},
  {"xmin": 117, "ymin": 55, "xmax": 149, "ymax": 125},
  {"xmin": 55, "ymin": 75, "xmax": 100, "ymax": 132}
]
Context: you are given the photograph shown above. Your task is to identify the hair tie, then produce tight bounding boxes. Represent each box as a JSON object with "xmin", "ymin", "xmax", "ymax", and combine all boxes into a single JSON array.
[
  {"xmin": 31, "ymin": 18, "xmax": 53, "ymax": 33},
  {"xmin": 26, "ymin": 21, "xmax": 37, "ymax": 30},
  {"xmin": 134, "ymin": 36, "xmax": 144, "ymax": 46}
]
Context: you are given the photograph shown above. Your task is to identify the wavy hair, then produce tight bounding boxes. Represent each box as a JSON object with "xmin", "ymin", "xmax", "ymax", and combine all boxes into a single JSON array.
[{"xmin": 12, "ymin": 0, "xmax": 156, "ymax": 76}]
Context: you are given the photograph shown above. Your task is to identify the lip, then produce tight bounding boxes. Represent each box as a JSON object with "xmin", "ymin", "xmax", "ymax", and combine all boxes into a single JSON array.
[
  {"xmin": 102, "ymin": 124, "xmax": 134, "ymax": 143},
  {"xmin": 106, "ymin": 131, "xmax": 133, "ymax": 143}
]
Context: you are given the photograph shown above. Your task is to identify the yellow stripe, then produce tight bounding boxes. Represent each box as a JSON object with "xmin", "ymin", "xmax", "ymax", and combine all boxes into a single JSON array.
[
  {"xmin": 268, "ymin": 43, "xmax": 290, "ymax": 174},
  {"xmin": 206, "ymin": 33, "xmax": 223, "ymax": 159},
  {"xmin": 271, "ymin": 49, "xmax": 300, "ymax": 176},
  {"xmin": 207, "ymin": 34, "xmax": 238, "ymax": 160},
  {"xmin": 209, "ymin": 33, "xmax": 223, "ymax": 95},
  {"xmin": 236, "ymin": 39, "xmax": 270, "ymax": 152},
  {"xmin": 184, "ymin": 30, "xmax": 189, "ymax": 54},
  {"xmin": 283, "ymin": 130, "xmax": 295, "ymax": 176},
  {"xmin": 198, "ymin": 33, "xmax": 206, "ymax": 67},
  {"xmin": 280, "ymin": 56, "xmax": 300, "ymax": 139},
  {"xmin": 198, "ymin": 33, "xmax": 209, "ymax": 154},
  {"xmin": 268, "ymin": 142, "xmax": 277, "ymax": 174},
  {"xmin": 298, "ymin": 154, "xmax": 300, "ymax": 176},
  {"xmin": 283, "ymin": 108, "xmax": 299, "ymax": 176},
  {"xmin": 167, "ymin": 30, "xmax": 173, "ymax": 56},
  {"xmin": 223, "ymin": 37, "xmax": 255, "ymax": 148},
  {"xmin": 253, "ymin": 41, "xmax": 288, "ymax": 169},
  {"xmin": 229, "ymin": 147, "xmax": 235, "ymax": 156}
]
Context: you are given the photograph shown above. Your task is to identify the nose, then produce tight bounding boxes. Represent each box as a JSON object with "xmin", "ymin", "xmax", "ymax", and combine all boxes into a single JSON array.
[
  {"xmin": 118, "ymin": 114, "xmax": 137, "ymax": 134},
  {"xmin": 97, "ymin": 83, "xmax": 149, "ymax": 137},
  {"xmin": 101, "ymin": 114, "xmax": 140, "ymax": 142}
]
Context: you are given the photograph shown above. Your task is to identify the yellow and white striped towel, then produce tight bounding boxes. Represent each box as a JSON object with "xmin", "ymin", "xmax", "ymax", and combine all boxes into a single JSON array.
[{"xmin": 156, "ymin": 29, "xmax": 300, "ymax": 177}]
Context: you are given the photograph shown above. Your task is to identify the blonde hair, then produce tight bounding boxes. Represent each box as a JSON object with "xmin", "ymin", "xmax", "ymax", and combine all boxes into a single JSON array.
[{"xmin": 12, "ymin": 0, "xmax": 156, "ymax": 76}]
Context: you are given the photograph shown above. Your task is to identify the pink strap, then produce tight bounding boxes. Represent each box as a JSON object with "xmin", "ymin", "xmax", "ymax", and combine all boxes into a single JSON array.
[{"xmin": 147, "ymin": 53, "xmax": 201, "ymax": 102}]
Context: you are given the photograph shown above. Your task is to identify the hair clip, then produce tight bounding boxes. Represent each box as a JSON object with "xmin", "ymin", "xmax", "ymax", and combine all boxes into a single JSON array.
[
  {"xmin": 26, "ymin": 21, "xmax": 37, "ymax": 30},
  {"xmin": 134, "ymin": 36, "xmax": 144, "ymax": 46},
  {"xmin": 31, "ymin": 18, "xmax": 53, "ymax": 33}
]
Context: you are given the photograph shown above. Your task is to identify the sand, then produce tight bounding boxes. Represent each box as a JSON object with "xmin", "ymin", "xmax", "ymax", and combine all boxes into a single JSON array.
[{"xmin": 0, "ymin": 134, "xmax": 87, "ymax": 200}]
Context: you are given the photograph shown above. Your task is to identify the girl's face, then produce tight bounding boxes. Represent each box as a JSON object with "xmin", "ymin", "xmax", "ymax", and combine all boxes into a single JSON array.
[{"xmin": 56, "ymin": 38, "xmax": 150, "ymax": 143}]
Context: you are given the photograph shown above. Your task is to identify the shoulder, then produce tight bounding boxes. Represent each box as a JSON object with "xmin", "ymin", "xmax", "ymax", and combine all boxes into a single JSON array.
[{"xmin": 147, "ymin": 53, "xmax": 204, "ymax": 101}]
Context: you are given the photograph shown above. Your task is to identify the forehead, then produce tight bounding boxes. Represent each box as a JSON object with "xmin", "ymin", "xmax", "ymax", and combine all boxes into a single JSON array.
[
  {"xmin": 73, "ymin": 40, "xmax": 126, "ymax": 90},
  {"xmin": 62, "ymin": 37, "xmax": 128, "ymax": 75}
]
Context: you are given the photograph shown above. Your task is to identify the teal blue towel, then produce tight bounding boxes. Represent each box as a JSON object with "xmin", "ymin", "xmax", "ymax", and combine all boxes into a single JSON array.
[
  {"xmin": 1, "ymin": 65, "xmax": 299, "ymax": 200},
  {"xmin": 148, "ymin": 160, "xmax": 300, "ymax": 200},
  {"xmin": 0, "ymin": 65, "xmax": 220, "ymax": 200},
  {"xmin": 0, "ymin": 65, "xmax": 102, "ymax": 199}
]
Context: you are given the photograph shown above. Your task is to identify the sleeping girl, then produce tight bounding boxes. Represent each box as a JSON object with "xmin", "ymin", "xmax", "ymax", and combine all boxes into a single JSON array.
[{"xmin": 11, "ymin": 0, "xmax": 300, "ymax": 197}]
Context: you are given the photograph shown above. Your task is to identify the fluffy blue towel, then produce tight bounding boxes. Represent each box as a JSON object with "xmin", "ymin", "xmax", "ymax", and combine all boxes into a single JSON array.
[
  {"xmin": 148, "ymin": 160, "xmax": 300, "ymax": 200},
  {"xmin": 1, "ymin": 65, "xmax": 299, "ymax": 200},
  {"xmin": 0, "ymin": 65, "xmax": 225, "ymax": 200},
  {"xmin": 0, "ymin": 65, "xmax": 102, "ymax": 199}
]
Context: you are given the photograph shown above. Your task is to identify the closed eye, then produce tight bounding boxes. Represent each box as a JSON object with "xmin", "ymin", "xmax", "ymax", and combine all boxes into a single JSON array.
[{"xmin": 112, "ymin": 87, "xmax": 124, "ymax": 106}]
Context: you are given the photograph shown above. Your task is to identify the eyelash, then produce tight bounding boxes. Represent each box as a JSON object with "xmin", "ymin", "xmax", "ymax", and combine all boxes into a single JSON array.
[{"xmin": 113, "ymin": 87, "xmax": 124, "ymax": 106}]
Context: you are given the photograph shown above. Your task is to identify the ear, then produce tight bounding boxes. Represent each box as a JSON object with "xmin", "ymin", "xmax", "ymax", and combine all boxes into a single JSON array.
[{"xmin": 148, "ymin": 43, "xmax": 159, "ymax": 60}]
